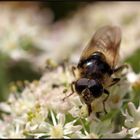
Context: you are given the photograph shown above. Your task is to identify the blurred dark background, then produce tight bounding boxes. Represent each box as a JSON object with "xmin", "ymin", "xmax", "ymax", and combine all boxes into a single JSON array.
[{"xmin": 40, "ymin": 1, "xmax": 92, "ymax": 21}]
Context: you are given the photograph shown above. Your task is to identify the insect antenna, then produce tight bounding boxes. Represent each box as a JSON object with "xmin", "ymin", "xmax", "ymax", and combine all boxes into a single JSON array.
[{"xmin": 62, "ymin": 81, "xmax": 75, "ymax": 101}]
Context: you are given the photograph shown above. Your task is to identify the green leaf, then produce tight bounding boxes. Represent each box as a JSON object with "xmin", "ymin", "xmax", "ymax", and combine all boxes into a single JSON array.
[{"xmin": 125, "ymin": 48, "xmax": 140, "ymax": 73}]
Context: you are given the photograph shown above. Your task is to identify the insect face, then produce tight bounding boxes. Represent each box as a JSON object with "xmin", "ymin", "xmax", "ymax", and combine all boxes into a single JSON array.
[
  {"xmin": 88, "ymin": 80, "xmax": 103, "ymax": 98},
  {"xmin": 75, "ymin": 78, "xmax": 103, "ymax": 104}
]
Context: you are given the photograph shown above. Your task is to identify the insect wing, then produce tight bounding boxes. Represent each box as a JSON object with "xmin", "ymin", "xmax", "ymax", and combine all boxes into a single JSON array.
[{"xmin": 80, "ymin": 26, "xmax": 122, "ymax": 68}]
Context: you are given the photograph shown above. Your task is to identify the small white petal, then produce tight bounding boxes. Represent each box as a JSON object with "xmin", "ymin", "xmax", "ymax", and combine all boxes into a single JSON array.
[
  {"xmin": 0, "ymin": 103, "xmax": 11, "ymax": 113},
  {"xmin": 50, "ymin": 111, "xmax": 57, "ymax": 126},
  {"xmin": 57, "ymin": 113, "xmax": 65, "ymax": 125},
  {"xmin": 71, "ymin": 131, "xmax": 86, "ymax": 138},
  {"xmin": 32, "ymin": 133, "xmax": 45, "ymax": 138},
  {"xmin": 64, "ymin": 125, "xmax": 82, "ymax": 135},
  {"xmin": 64, "ymin": 119, "xmax": 77, "ymax": 129},
  {"xmin": 63, "ymin": 136, "xmax": 70, "ymax": 139},
  {"xmin": 128, "ymin": 127, "xmax": 139, "ymax": 138},
  {"xmin": 127, "ymin": 72, "xmax": 138, "ymax": 83},
  {"xmin": 128, "ymin": 102, "xmax": 137, "ymax": 116}
]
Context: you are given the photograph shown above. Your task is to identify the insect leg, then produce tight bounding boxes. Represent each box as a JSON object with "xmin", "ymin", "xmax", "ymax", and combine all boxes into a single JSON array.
[
  {"xmin": 108, "ymin": 78, "xmax": 120, "ymax": 87},
  {"xmin": 109, "ymin": 64, "xmax": 128, "ymax": 87},
  {"xmin": 87, "ymin": 104, "xmax": 92, "ymax": 116},
  {"xmin": 62, "ymin": 81, "xmax": 75, "ymax": 101},
  {"xmin": 103, "ymin": 89, "xmax": 110, "ymax": 114},
  {"xmin": 113, "ymin": 64, "xmax": 128, "ymax": 74},
  {"xmin": 71, "ymin": 66, "xmax": 76, "ymax": 77},
  {"xmin": 95, "ymin": 112, "xmax": 102, "ymax": 118}
]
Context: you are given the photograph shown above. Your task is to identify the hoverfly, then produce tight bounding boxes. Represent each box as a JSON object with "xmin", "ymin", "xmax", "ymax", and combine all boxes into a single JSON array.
[{"xmin": 69, "ymin": 25, "xmax": 128, "ymax": 115}]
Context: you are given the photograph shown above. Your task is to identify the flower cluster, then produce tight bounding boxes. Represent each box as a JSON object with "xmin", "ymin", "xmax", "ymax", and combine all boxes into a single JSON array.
[{"xmin": 0, "ymin": 64, "xmax": 139, "ymax": 138}]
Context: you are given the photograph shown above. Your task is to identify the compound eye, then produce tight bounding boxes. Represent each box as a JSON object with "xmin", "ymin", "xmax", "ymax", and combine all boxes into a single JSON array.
[
  {"xmin": 75, "ymin": 78, "xmax": 89, "ymax": 93},
  {"xmin": 89, "ymin": 82, "xmax": 103, "ymax": 98}
]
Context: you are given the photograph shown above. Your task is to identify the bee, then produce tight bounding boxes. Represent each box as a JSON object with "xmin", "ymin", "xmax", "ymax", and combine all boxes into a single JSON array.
[{"xmin": 69, "ymin": 25, "xmax": 128, "ymax": 115}]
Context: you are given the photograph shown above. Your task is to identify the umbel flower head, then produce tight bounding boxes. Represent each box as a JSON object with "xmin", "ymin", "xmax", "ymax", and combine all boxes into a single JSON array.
[{"xmin": 0, "ymin": 64, "xmax": 138, "ymax": 138}]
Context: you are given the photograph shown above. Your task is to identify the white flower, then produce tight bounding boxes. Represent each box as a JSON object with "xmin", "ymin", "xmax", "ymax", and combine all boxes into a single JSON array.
[
  {"xmin": 35, "ymin": 111, "xmax": 83, "ymax": 139},
  {"xmin": 123, "ymin": 102, "xmax": 140, "ymax": 138},
  {"xmin": 78, "ymin": 118, "xmax": 127, "ymax": 139},
  {"xmin": 106, "ymin": 71, "xmax": 130, "ymax": 110},
  {"xmin": 0, "ymin": 118, "xmax": 25, "ymax": 138},
  {"xmin": 48, "ymin": 111, "xmax": 82, "ymax": 138}
]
